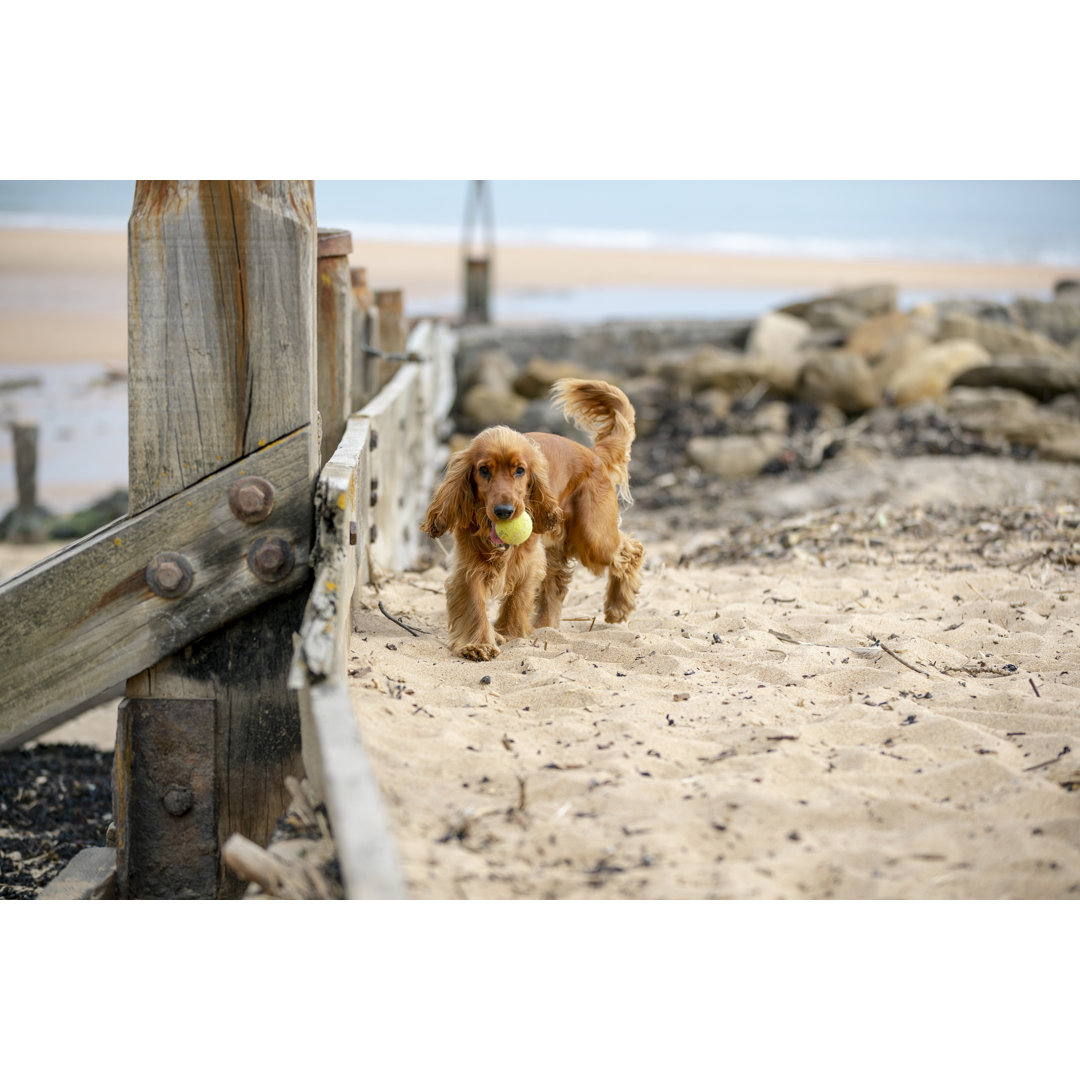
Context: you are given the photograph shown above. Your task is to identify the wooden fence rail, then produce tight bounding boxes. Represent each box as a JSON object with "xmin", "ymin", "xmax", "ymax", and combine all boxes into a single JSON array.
[{"xmin": 2, "ymin": 181, "xmax": 455, "ymax": 899}]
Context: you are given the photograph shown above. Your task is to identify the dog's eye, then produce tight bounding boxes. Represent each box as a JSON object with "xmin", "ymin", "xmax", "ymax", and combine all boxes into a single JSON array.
[
  {"xmin": 514, "ymin": 466, "xmax": 526, "ymax": 477},
  {"xmin": 478, "ymin": 465, "xmax": 491, "ymax": 479}
]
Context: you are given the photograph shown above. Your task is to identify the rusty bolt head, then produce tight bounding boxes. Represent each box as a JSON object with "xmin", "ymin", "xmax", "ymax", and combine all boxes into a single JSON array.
[
  {"xmin": 146, "ymin": 552, "xmax": 194, "ymax": 599},
  {"xmin": 229, "ymin": 476, "xmax": 275, "ymax": 524},
  {"xmin": 163, "ymin": 785, "xmax": 194, "ymax": 816},
  {"xmin": 247, "ymin": 536, "xmax": 295, "ymax": 583},
  {"xmin": 349, "ymin": 521, "xmax": 358, "ymax": 545}
]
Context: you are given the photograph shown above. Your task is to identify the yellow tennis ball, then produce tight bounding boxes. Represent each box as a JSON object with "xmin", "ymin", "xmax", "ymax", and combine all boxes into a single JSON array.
[{"xmin": 494, "ymin": 510, "xmax": 533, "ymax": 546}]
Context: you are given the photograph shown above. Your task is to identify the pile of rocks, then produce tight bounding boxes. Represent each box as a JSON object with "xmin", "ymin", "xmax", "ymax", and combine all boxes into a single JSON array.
[{"xmin": 451, "ymin": 280, "xmax": 1080, "ymax": 484}]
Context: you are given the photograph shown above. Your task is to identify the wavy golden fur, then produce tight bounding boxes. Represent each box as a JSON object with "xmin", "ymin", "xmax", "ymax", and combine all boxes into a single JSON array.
[{"xmin": 421, "ymin": 378, "xmax": 645, "ymax": 661}]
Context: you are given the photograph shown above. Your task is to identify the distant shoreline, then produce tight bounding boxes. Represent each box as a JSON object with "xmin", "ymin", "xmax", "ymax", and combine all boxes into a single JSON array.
[{"xmin": 1, "ymin": 226, "xmax": 1077, "ymax": 366}]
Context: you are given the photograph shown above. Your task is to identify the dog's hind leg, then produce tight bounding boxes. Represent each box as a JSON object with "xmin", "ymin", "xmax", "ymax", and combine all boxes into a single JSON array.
[
  {"xmin": 603, "ymin": 533, "xmax": 644, "ymax": 624},
  {"xmin": 533, "ymin": 544, "xmax": 574, "ymax": 629}
]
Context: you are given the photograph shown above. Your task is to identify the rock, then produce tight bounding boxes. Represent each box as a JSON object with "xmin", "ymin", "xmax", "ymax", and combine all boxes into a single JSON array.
[
  {"xmin": 945, "ymin": 386, "xmax": 1040, "ymax": 439},
  {"xmin": 781, "ymin": 283, "xmax": 898, "ymax": 324},
  {"xmin": 797, "ymin": 349, "xmax": 882, "ymax": 414},
  {"xmin": 686, "ymin": 432, "xmax": 786, "ymax": 479},
  {"xmin": 458, "ymin": 348, "xmax": 516, "ymax": 394},
  {"xmin": 684, "ymin": 346, "xmax": 765, "ymax": 395},
  {"xmin": 846, "ymin": 311, "xmax": 912, "ymax": 363},
  {"xmin": 460, "ymin": 384, "xmax": 529, "ymax": 427},
  {"xmin": 887, "ymin": 339, "xmax": 991, "ymax": 406},
  {"xmin": 748, "ymin": 401, "xmax": 790, "ymax": 435},
  {"xmin": 1010, "ymin": 297, "xmax": 1080, "ymax": 348},
  {"xmin": 933, "ymin": 298, "xmax": 1015, "ymax": 325},
  {"xmin": 939, "ymin": 312, "xmax": 1066, "ymax": 359},
  {"xmin": 1040, "ymin": 431, "xmax": 1080, "ymax": 463},
  {"xmin": 699, "ymin": 388, "xmax": 734, "ymax": 421},
  {"xmin": 951, "ymin": 354, "xmax": 1080, "ymax": 402},
  {"xmin": 945, "ymin": 386, "xmax": 1080, "ymax": 453},
  {"xmin": 512, "ymin": 356, "xmax": 587, "ymax": 399},
  {"xmin": 1054, "ymin": 279, "xmax": 1080, "ymax": 303},
  {"xmin": 745, "ymin": 312, "xmax": 811, "ymax": 394}
]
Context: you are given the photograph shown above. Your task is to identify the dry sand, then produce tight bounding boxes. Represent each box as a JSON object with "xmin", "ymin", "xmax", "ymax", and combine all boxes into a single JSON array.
[{"xmin": 347, "ymin": 457, "xmax": 1080, "ymax": 901}]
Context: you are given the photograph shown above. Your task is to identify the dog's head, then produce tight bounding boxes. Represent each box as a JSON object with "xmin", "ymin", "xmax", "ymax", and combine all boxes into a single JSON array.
[{"xmin": 421, "ymin": 426, "xmax": 561, "ymax": 540}]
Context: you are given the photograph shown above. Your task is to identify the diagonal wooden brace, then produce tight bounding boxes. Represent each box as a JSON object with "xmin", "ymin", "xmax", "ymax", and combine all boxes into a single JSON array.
[{"xmin": 0, "ymin": 426, "xmax": 313, "ymax": 750}]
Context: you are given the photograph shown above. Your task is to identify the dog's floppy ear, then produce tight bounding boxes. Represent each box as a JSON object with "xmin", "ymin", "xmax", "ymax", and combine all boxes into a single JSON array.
[
  {"xmin": 526, "ymin": 450, "xmax": 562, "ymax": 535},
  {"xmin": 421, "ymin": 449, "xmax": 477, "ymax": 538}
]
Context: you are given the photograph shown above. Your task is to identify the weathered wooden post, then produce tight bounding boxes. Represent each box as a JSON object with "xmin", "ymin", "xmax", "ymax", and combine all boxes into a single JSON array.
[
  {"xmin": 350, "ymin": 267, "xmax": 376, "ymax": 409},
  {"xmin": 115, "ymin": 181, "xmax": 319, "ymax": 899},
  {"xmin": 461, "ymin": 180, "xmax": 493, "ymax": 325},
  {"xmin": 6, "ymin": 421, "xmax": 47, "ymax": 542},
  {"xmin": 317, "ymin": 228, "xmax": 354, "ymax": 469},
  {"xmin": 374, "ymin": 289, "xmax": 407, "ymax": 392}
]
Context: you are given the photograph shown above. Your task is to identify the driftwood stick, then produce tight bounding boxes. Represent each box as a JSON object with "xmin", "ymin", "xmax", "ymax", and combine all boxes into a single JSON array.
[
  {"xmin": 378, "ymin": 600, "xmax": 425, "ymax": 636},
  {"xmin": 876, "ymin": 638, "xmax": 931, "ymax": 678}
]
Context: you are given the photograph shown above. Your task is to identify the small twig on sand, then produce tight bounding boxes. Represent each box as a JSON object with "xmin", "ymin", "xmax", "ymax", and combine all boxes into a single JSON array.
[
  {"xmin": 1029, "ymin": 677, "xmax": 1041, "ymax": 698},
  {"xmin": 378, "ymin": 601, "xmax": 425, "ymax": 637},
  {"xmin": 1023, "ymin": 746, "xmax": 1070, "ymax": 772},
  {"xmin": 876, "ymin": 638, "xmax": 931, "ymax": 678}
]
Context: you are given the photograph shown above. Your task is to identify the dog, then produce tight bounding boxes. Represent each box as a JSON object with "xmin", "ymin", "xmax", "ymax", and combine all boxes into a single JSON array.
[{"xmin": 421, "ymin": 378, "xmax": 645, "ymax": 661}]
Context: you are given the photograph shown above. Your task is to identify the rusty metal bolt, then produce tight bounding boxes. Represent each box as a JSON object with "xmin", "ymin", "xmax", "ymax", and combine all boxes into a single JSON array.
[
  {"xmin": 163, "ymin": 785, "xmax": 194, "ymax": 816},
  {"xmin": 370, "ymin": 477, "xmax": 379, "ymax": 507},
  {"xmin": 229, "ymin": 476, "xmax": 275, "ymax": 524},
  {"xmin": 247, "ymin": 535, "xmax": 295, "ymax": 583},
  {"xmin": 349, "ymin": 521, "xmax": 358, "ymax": 546},
  {"xmin": 146, "ymin": 552, "xmax": 194, "ymax": 599}
]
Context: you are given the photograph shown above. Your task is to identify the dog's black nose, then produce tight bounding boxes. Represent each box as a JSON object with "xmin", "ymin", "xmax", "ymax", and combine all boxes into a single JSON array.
[{"xmin": 494, "ymin": 503, "xmax": 515, "ymax": 520}]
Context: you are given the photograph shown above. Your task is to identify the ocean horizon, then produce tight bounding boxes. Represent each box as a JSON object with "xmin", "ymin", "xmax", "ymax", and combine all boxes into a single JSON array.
[{"xmin": 2, "ymin": 180, "xmax": 1079, "ymax": 267}]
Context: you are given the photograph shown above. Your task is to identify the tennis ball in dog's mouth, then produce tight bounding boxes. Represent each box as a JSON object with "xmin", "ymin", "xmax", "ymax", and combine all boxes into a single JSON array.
[{"xmin": 493, "ymin": 510, "xmax": 533, "ymax": 546}]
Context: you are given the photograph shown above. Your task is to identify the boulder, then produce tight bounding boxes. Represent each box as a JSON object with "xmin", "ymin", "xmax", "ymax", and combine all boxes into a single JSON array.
[
  {"xmin": 781, "ymin": 283, "xmax": 898, "ymax": 324},
  {"xmin": 686, "ymin": 432, "xmax": 787, "ymax": 479},
  {"xmin": 458, "ymin": 348, "xmax": 516, "ymax": 394},
  {"xmin": 939, "ymin": 312, "xmax": 1066, "ymax": 359},
  {"xmin": 1010, "ymin": 297, "xmax": 1080, "ymax": 348},
  {"xmin": 460, "ymin": 384, "xmax": 529, "ymax": 428},
  {"xmin": 1054, "ymin": 279, "xmax": 1080, "ymax": 304},
  {"xmin": 946, "ymin": 386, "xmax": 1080, "ymax": 453},
  {"xmin": 512, "ymin": 356, "xmax": 587, "ymax": 399},
  {"xmin": 846, "ymin": 310, "xmax": 912, "ymax": 364},
  {"xmin": 887, "ymin": 339, "xmax": 990, "ymax": 406},
  {"xmin": 797, "ymin": 349, "xmax": 882, "ymax": 414},
  {"xmin": 744, "ymin": 312, "xmax": 811, "ymax": 394},
  {"xmin": 951, "ymin": 354, "xmax": 1080, "ymax": 402}
]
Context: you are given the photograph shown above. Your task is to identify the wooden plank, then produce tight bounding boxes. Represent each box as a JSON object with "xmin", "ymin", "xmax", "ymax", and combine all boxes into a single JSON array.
[
  {"xmin": 0, "ymin": 429, "xmax": 312, "ymax": 750},
  {"xmin": 317, "ymin": 228, "xmax": 354, "ymax": 468},
  {"xmin": 127, "ymin": 180, "xmax": 318, "ymax": 513},
  {"xmin": 359, "ymin": 364, "xmax": 419, "ymax": 577},
  {"xmin": 289, "ymin": 411, "xmax": 404, "ymax": 899},
  {"xmin": 38, "ymin": 847, "xmax": 117, "ymax": 900},
  {"xmin": 293, "ymin": 415, "xmax": 370, "ymax": 682},
  {"xmin": 298, "ymin": 680, "xmax": 405, "ymax": 899}
]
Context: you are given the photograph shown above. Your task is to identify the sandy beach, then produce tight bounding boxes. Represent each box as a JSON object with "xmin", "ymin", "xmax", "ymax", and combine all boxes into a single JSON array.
[
  {"xmin": 2, "ymin": 222, "xmax": 1079, "ymax": 900},
  {"xmin": 1, "ymin": 226, "xmax": 1075, "ymax": 366}
]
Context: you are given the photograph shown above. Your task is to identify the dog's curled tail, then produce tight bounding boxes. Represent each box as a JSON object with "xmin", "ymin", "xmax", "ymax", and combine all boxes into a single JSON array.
[{"xmin": 550, "ymin": 378, "xmax": 636, "ymax": 504}]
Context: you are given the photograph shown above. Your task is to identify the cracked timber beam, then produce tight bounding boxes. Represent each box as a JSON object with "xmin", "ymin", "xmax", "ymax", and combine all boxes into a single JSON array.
[{"xmin": 118, "ymin": 181, "xmax": 320, "ymax": 898}]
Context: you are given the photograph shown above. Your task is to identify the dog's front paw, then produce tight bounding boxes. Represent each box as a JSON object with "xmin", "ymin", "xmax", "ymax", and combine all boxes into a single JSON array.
[{"xmin": 456, "ymin": 642, "xmax": 500, "ymax": 662}]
